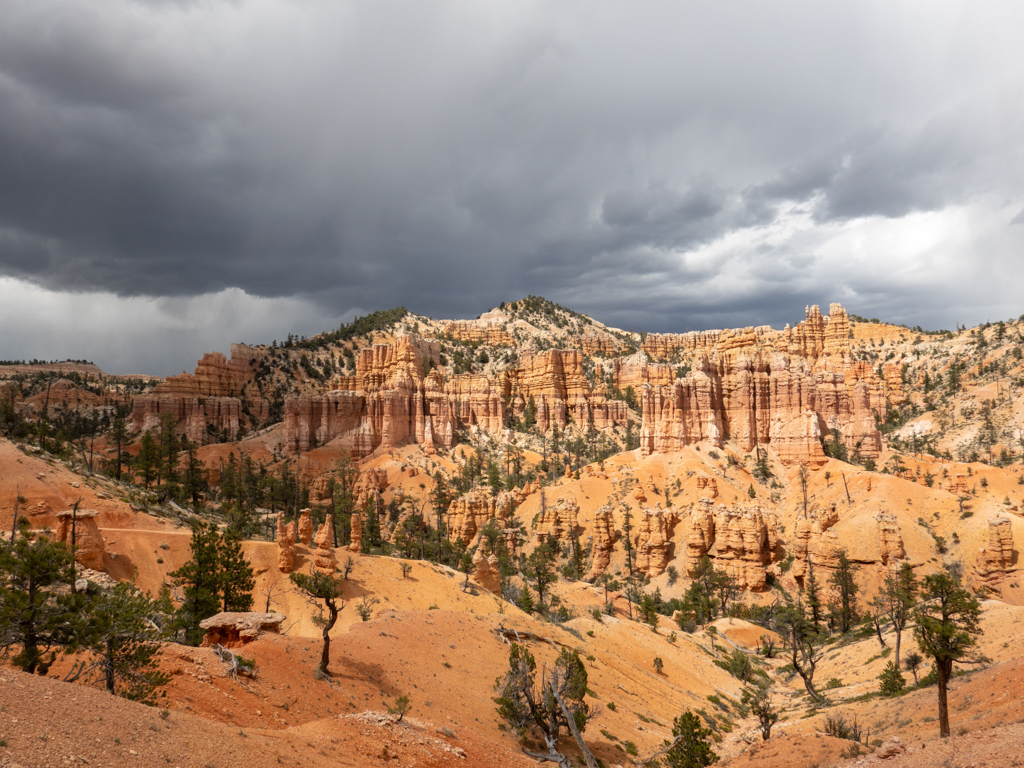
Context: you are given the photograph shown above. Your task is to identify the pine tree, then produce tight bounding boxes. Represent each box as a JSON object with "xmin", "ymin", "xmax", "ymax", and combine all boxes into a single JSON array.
[
  {"xmin": 89, "ymin": 583, "xmax": 171, "ymax": 704},
  {"xmin": 878, "ymin": 660, "xmax": 905, "ymax": 696},
  {"xmin": 873, "ymin": 562, "xmax": 917, "ymax": 667},
  {"xmin": 804, "ymin": 561, "xmax": 824, "ymax": 631},
  {"xmin": 493, "ymin": 644, "xmax": 591, "ymax": 765},
  {"xmin": 157, "ymin": 412, "xmax": 180, "ymax": 492},
  {"xmin": 622, "ymin": 504, "xmax": 635, "ymax": 575},
  {"xmin": 136, "ymin": 431, "xmax": 159, "ymax": 489},
  {"xmin": 915, "ymin": 569, "xmax": 983, "ymax": 737},
  {"xmin": 289, "ymin": 570, "xmax": 344, "ymax": 678},
  {"xmin": 829, "ymin": 550, "xmax": 859, "ymax": 634},
  {"xmin": 168, "ymin": 521, "xmax": 222, "ymax": 646},
  {"xmin": 664, "ymin": 710, "xmax": 719, "ymax": 767},
  {"xmin": 0, "ymin": 522, "xmax": 90, "ymax": 673},
  {"xmin": 524, "ymin": 537, "xmax": 558, "ymax": 610},
  {"xmin": 108, "ymin": 418, "xmax": 129, "ymax": 481},
  {"xmin": 180, "ymin": 436, "xmax": 207, "ymax": 508},
  {"xmin": 779, "ymin": 600, "xmax": 825, "ymax": 703},
  {"xmin": 217, "ymin": 529, "xmax": 255, "ymax": 612}
]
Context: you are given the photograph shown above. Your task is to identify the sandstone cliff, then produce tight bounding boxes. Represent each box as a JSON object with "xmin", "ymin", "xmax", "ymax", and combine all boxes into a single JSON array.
[
  {"xmin": 132, "ymin": 343, "xmax": 267, "ymax": 443},
  {"xmin": 683, "ymin": 500, "xmax": 780, "ymax": 591},
  {"xmin": 638, "ymin": 305, "xmax": 884, "ymax": 466},
  {"xmin": 633, "ymin": 504, "xmax": 679, "ymax": 577},
  {"xmin": 975, "ymin": 515, "xmax": 1015, "ymax": 587}
]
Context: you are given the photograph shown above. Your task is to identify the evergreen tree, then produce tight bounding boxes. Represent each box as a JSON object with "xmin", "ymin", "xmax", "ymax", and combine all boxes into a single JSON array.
[
  {"xmin": 872, "ymin": 561, "xmax": 918, "ymax": 667},
  {"xmin": 622, "ymin": 505, "xmax": 635, "ymax": 575},
  {"xmin": 829, "ymin": 549, "xmax": 860, "ymax": 634},
  {"xmin": 493, "ymin": 644, "xmax": 591, "ymax": 765},
  {"xmin": 914, "ymin": 568, "xmax": 983, "ymax": 737},
  {"xmin": 136, "ymin": 431, "xmax": 159, "ymax": 489},
  {"xmin": 331, "ymin": 454, "xmax": 359, "ymax": 546},
  {"xmin": 108, "ymin": 418, "xmax": 129, "ymax": 481},
  {"xmin": 778, "ymin": 600, "xmax": 825, "ymax": 703},
  {"xmin": 664, "ymin": 710, "xmax": 719, "ymax": 767},
  {"xmin": 804, "ymin": 561, "xmax": 824, "ymax": 631},
  {"xmin": 0, "ymin": 522, "xmax": 90, "ymax": 673},
  {"xmin": 524, "ymin": 395, "xmax": 537, "ymax": 431},
  {"xmin": 89, "ymin": 583, "xmax": 171, "ymax": 704},
  {"xmin": 878, "ymin": 660, "xmax": 905, "ymax": 697},
  {"xmin": 180, "ymin": 436, "xmax": 207, "ymax": 508},
  {"xmin": 157, "ymin": 412, "xmax": 180, "ymax": 492},
  {"xmin": 217, "ymin": 529, "xmax": 255, "ymax": 612},
  {"xmin": 289, "ymin": 570, "xmax": 344, "ymax": 678},
  {"xmin": 168, "ymin": 521, "xmax": 223, "ymax": 646},
  {"xmin": 524, "ymin": 537, "xmax": 558, "ymax": 610}
]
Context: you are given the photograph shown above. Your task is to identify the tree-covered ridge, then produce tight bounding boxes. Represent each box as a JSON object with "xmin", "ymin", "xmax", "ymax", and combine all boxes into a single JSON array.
[{"xmin": 279, "ymin": 307, "xmax": 410, "ymax": 351}]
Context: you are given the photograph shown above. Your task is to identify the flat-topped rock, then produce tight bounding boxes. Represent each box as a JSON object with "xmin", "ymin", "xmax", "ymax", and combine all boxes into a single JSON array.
[{"xmin": 199, "ymin": 612, "xmax": 286, "ymax": 647}]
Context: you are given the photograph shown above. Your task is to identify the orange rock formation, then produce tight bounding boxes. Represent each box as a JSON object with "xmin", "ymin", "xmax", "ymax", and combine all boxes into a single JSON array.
[
  {"xmin": 533, "ymin": 496, "xmax": 579, "ymax": 545},
  {"xmin": 312, "ymin": 515, "xmax": 337, "ymax": 574},
  {"xmin": 276, "ymin": 513, "xmax": 296, "ymax": 573},
  {"xmin": 132, "ymin": 343, "xmax": 266, "ymax": 442},
  {"xmin": 875, "ymin": 511, "xmax": 906, "ymax": 566},
  {"xmin": 297, "ymin": 509, "xmax": 314, "ymax": 547},
  {"xmin": 634, "ymin": 505, "xmax": 680, "ymax": 577},
  {"xmin": 587, "ymin": 505, "xmax": 616, "ymax": 578},
  {"xmin": 55, "ymin": 509, "xmax": 105, "ymax": 571},
  {"xmin": 684, "ymin": 500, "xmax": 780, "ymax": 590},
  {"xmin": 976, "ymin": 515, "xmax": 1015, "ymax": 584}
]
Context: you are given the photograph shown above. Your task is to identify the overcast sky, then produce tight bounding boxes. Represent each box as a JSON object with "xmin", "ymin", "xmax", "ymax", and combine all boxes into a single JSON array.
[{"xmin": 2, "ymin": 1, "xmax": 1024, "ymax": 374}]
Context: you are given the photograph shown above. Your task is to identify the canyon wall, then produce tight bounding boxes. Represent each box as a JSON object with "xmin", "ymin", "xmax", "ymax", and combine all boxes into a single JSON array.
[
  {"xmin": 132, "ymin": 343, "xmax": 267, "ymax": 443},
  {"xmin": 638, "ymin": 304, "xmax": 884, "ymax": 465}
]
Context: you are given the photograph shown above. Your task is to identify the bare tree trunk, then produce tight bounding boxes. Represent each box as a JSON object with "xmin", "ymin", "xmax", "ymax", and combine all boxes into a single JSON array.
[
  {"xmin": 937, "ymin": 662, "xmax": 950, "ymax": 737},
  {"xmin": 318, "ymin": 598, "xmax": 339, "ymax": 677},
  {"xmin": 70, "ymin": 498, "xmax": 82, "ymax": 592},
  {"xmin": 10, "ymin": 483, "xmax": 19, "ymax": 544},
  {"xmin": 550, "ymin": 682, "xmax": 597, "ymax": 768}
]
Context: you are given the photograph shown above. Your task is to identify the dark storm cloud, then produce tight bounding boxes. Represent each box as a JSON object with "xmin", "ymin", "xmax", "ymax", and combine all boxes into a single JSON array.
[{"xmin": 1, "ymin": 1, "xmax": 1024, "ymax": 373}]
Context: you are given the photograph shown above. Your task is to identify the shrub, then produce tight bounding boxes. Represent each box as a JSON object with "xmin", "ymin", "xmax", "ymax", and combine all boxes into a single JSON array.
[
  {"xmin": 824, "ymin": 712, "xmax": 862, "ymax": 742},
  {"xmin": 878, "ymin": 660, "xmax": 905, "ymax": 696}
]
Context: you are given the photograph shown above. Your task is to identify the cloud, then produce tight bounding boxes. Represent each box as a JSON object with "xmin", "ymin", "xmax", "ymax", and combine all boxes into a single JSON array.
[{"xmin": 1, "ymin": 1, "xmax": 1024, "ymax": 370}]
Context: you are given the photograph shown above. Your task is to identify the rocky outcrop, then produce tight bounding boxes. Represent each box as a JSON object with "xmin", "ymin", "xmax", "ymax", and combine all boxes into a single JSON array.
[
  {"xmin": 976, "ymin": 515, "xmax": 1015, "ymax": 583},
  {"xmin": 364, "ymin": 468, "xmax": 389, "ymax": 491},
  {"xmin": 611, "ymin": 352, "xmax": 675, "ymax": 391},
  {"xmin": 276, "ymin": 513, "xmax": 296, "ymax": 573},
  {"xmin": 199, "ymin": 612, "xmax": 285, "ymax": 647},
  {"xmin": 684, "ymin": 500, "xmax": 780, "ymax": 590},
  {"xmin": 533, "ymin": 496, "xmax": 579, "ymax": 545},
  {"xmin": 442, "ymin": 321, "xmax": 516, "ymax": 348},
  {"xmin": 297, "ymin": 509, "xmax": 314, "ymax": 547},
  {"xmin": 446, "ymin": 489, "xmax": 517, "ymax": 544},
  {"xmin": 55, "ymin": 509, "xmax": 105, "ymax": 571},
  {"xmin": 278, "ymin": 302, "xmax": 877, "ymax": 468},
  {"xmin": 472, "ymin": 548, "xmax": 501, "ymax": 592},
  {"xmin": 638, "ymin": 305, "xmax": 883, "ymax": 466},
  {"xmin": 634, "ymin": 505, "xmax": 680, "ymax": 577},
  {"xmin": 713, "ymin": 504, "xmax": 780, "ymax": 591},
  {"xmin": 791, "ymin": 504, "xmax": 841, "ymax": 582},
  {"xmin": 686, "ymin": 499, "xmax": 717, "ymax": 566},
  {"xmin": 948, "ymin": 474, "xmax": 969, "ymax": 496},
  {"xmin": 349, "ymin": 512, "xmax": 363, "ymax": 553},
  {"xmin": 131, "ymin": 343, "xmax": 266, "ymax": 442},
  {"xmin": 312, "ymin": 515, "xmax": 337, "ymax": 574},
  {"xmin": 283, "ymin": 335, "xmax": 459, "ymax": 456},
  {"xmin": 587, "ymin": 505, "xmax": 616, "ymax": 578},
  {"xmin": 695, "ymin": 474, "xmax": 718, "ymax": 498},
  {"xmin": 875, "ymin": 511, "xmax": 905, "ymax": 566}
]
